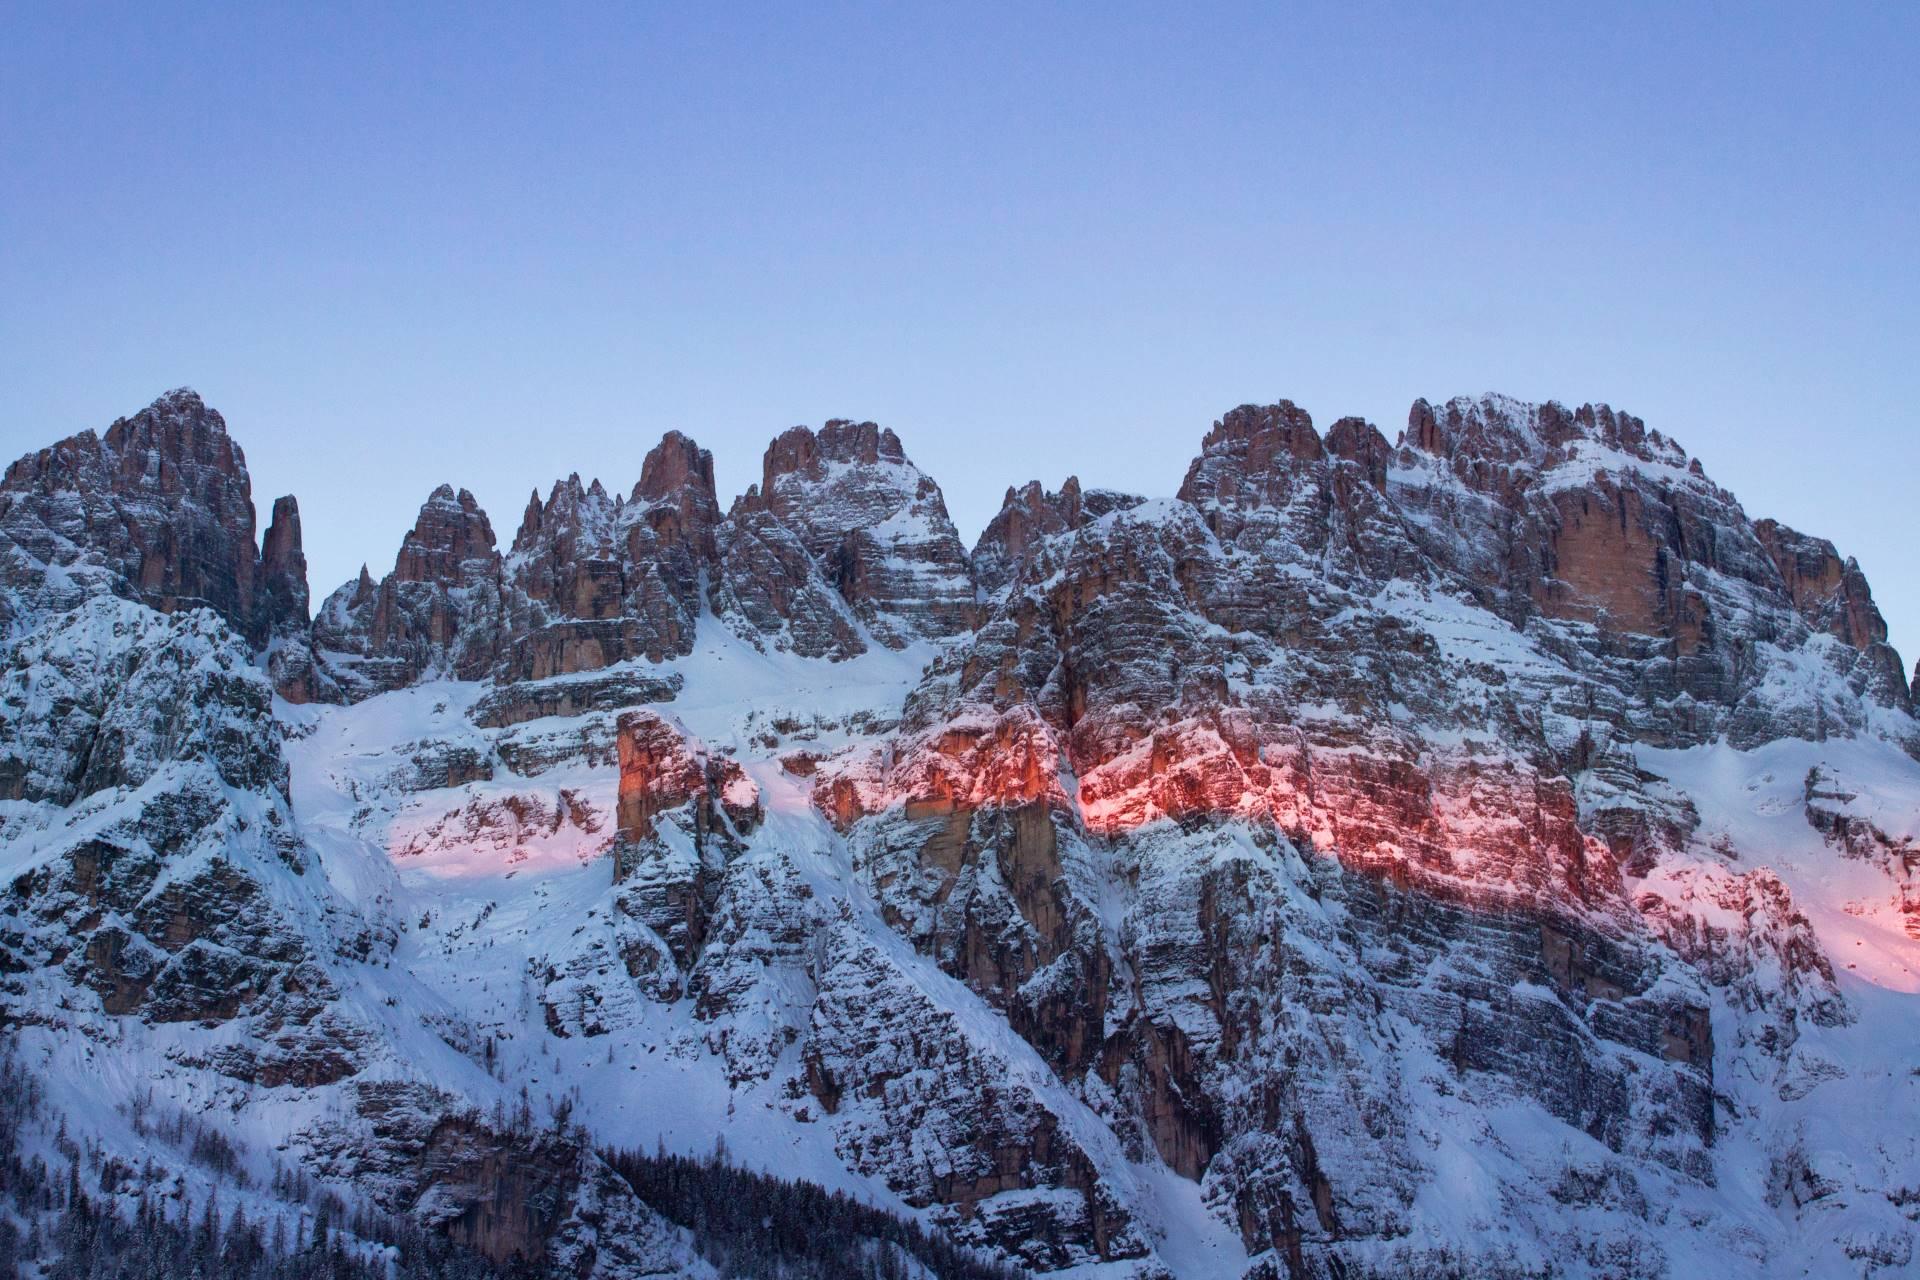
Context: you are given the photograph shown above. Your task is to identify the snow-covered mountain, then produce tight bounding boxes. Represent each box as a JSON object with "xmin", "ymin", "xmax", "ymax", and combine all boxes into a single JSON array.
[{"xmin": 3, "ymin": 388, "xmax": 1917, "ymax": 1278}]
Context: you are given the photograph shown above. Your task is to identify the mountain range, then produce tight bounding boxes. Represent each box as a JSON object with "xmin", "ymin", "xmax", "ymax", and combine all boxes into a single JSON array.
[{"xmin": 2, "ymin": 387, "xmax": 1917, "ymax": 1278}]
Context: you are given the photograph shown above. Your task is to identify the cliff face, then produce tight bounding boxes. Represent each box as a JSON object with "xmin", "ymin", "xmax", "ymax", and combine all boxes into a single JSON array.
[
  {"xmin": 3, "ymin": 388, "xmax": 1919, "ymax": 1279},
  {"xmin": 0, "ymin": 388, "xmax": 307, "ymax": 645},
  {"xmin": 311, "ymin": 483, "xmax": 507, "ymax": 697},
  {"xmin": 503, "ymin": 431, "xmax": 721, "ymax": 681}
]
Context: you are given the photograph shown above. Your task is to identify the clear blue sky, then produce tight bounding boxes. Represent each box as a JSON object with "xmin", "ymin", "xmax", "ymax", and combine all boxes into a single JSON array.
[{"xmin": 3, "ymin": 4, "xmax": 1916, "ymax": 656}]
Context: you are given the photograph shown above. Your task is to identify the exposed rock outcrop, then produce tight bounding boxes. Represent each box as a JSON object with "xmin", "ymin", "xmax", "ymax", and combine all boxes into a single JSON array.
[
  {"xmin": 311, "ymin": 421, "xmax": 979, "ymax": 693},
  {"xmin": 0, "ymin": 596, "xmax": 362, "ymax": 1086},
  {"xmin": 307, "ymin": 1082, "xmax": 709, "ymax": 1277},
  {"xmin": 260, "ymin": 493, "xmax": 329, "ymax": 702},
  {"xmin": 609, "ymin": 710, "xmax": 761, "ymax": 972}
]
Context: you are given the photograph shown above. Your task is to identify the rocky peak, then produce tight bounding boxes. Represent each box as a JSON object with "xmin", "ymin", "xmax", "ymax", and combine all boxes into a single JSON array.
[
  {"xmin": 733, "ymin": 419, "xmax": 978, "ymax": 645},
  {"xmin": 972, "ymin": 477, "xmax": 1143, "ymax": 596},
  {"xmin": 1186, "ymin": 400, "xmax": 1324, "ymax": 475},
  {"xmin": 630, "ymin": 430, "xmax": 722, "ymax": 564},
  {"xmin": 259, "ymin": 494, "xmax": 328, "ymax": 703},
  {"xmin": 0, "ymin": 388, "xmax": 279, "ymax": 644},
  {"xmin": 1324, "ymin": 416, "xmax": 1393, "ymax": 489},
  {"xmin": 1753, "ymin": 518, "xmax": 1889, "ymax": 651},
  {"xmin": 515, "ymin": 486, "xmax": 546, "ymax": 546},
  {"xmin": 755, "ymin": 419, "xmax": 907, "ymax": 496},
  {"xmin": 260, "ymin": 494, "xmax": 309, "ymax": 628},
  {"xmin": 1173, "ymin": 400, "xmax": 1411, "ymax": 568},
  {"xmin": 394, "ymin": 484, "xmax": 499, "ymax": 585},
  {"xmin": 494, "ymin": 434, "xmax": 723, "ymax": 683},
  {"xmin": 1404, "ymin": 394, "xmax": 1691, "ymax": 477},
  {"xmin": 10, "ymin": 384, "xmax": 1920, "ymax": 1280},
  {"xmin": 101, "ymin": 386, "xmax": 240, "ymax": 472},
  {"xmin": 740, "ymin": 419, "xmax": 916, "ymax": 534},
  {"xmin": 1176, "ymin": 401, "xmax": 1327, "ymax": 527},
  {"xmin": 511, "ymin": 474, "xmax": 614, "ymax": 562},
  {"xmin": 1404, "ymin": 393, "xmax": 1540, "ymax": 466},
  {"xmin": 1382, "ymin": 392, "xmax": 1915, "ymax": 735},
  {"xmin": 309, "ymin": 484, "xmax": 506, "ymax": 697},
  {"xmin": 634, "ymin": 430, "xmax": 718, "ymax": 507},
  {"xmin": 98, "ymin": 388, "xmax": 263, "ymax": 620}
]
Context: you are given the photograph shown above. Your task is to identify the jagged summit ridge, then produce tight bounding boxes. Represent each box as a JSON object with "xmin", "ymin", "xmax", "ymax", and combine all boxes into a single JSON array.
[
  {"xmin": 8, "ymin": 383, "xmax": 1909, "ymax": 752},
  {"xmin": 306, "ymin": 416, "xmax": 985, "ymax": 699}
]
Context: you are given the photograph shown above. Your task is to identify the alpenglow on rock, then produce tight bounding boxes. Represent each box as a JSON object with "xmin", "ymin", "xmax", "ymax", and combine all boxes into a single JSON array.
[{"xmin": 2, "ymin": 386, "xmax": 1919, "ymax": 1280}]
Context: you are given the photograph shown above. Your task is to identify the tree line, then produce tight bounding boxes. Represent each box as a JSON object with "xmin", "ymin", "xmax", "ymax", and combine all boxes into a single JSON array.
[
  {"xmin": 0, "ymin": 1045, "xmax": 1028, "ymax": 1279},
  {"xmin": 605, "ymin": 1140, "xmax": 1029, "ymax": 1280}
]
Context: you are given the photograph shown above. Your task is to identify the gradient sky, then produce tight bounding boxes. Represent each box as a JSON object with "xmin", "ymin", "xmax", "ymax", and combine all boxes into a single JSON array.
[{"xmin": 3, "ymin": 4, "xmax": 1916, "ymax": 656}]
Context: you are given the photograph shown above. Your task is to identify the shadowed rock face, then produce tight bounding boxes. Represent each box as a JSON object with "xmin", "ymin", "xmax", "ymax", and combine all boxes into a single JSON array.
[
  {"xmin": 306, "ymin": 1081, "xmax": 705, "ymax": 1276},
  {"xmin": 311, "ymin": 483, "xmax": 506, "ymax": 696},
  {"xmin": 0, "ymin": 389, "xmax": 309, "ymax": 646},
  {"xmin": 312, "ymin": 455, "xmax": 712, "ymax": 698},
  {"xmin": 260, "ymin": 493, "xmax": 327, "ymax": 702},
  {"xmin": 260, "ymin": 494, "xmax": 309, "ymax": 627},
  {"xmin": 0, "ymin": 596, "xmax": 358, "ymax": 1087},
  {"xmin": 1758, "ymin": 522, "xmax": 1882, "ymax": 644},
  {"xmin": 502, "ymin": 431, "xmax": 724, "ymax": 681},
  {"xmin": 1388, "ymin": 395, "xmax": 1911, "ymax": 744}
]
